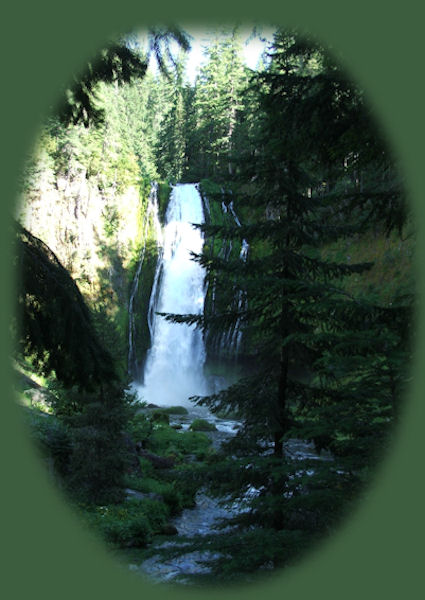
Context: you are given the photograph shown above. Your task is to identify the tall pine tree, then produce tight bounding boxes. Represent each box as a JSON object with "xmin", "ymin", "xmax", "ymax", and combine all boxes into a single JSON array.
[{"xmin": 162, "ymin": 30, "xmax": 410, "ymax": 574}]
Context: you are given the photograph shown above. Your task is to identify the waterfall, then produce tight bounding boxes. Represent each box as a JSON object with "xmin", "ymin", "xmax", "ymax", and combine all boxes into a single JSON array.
[
  {"xmin": 133, "ymin": 183, "xmax": 210, "ymax": 408},
  {"xmin": 228, "ymin": 200, "xmax": 248, "ymax": 352},
  {"xmin": 128, "ymin": 183, "xmax": 162, "ymax": 378},
  {"xmin": 212, "ymin": 196, "xmax": 249, "ymax": 357}
]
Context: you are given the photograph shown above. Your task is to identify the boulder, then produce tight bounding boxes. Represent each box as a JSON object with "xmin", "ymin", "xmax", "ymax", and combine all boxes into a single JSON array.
[
  {"xmin": 160, "ymin": 524, "xmax": 179, "ymax": 536},
  {"xmin": 125, "ymin": 488, "xmax": 163, "ymax": 502},
  {"xmin": 137, "ymin": 448, "xmax": 175, "ymax": 469},
  {"xmin": 24, "ymin": 388, "xmax": 55, "ymax": 412},
  {"xmin": 189, "ymin": 419, "xmax": 217, "ymax": 432}
]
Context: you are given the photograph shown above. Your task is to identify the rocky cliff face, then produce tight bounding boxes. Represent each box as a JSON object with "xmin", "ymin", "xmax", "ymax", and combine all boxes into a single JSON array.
[
  {"xmin": 19, "ymin": 161, "xmax": 144, "ymax": 297},
  {"xmin": 16, "ymin": 141, "xmax": 156, "ymax": 375}
]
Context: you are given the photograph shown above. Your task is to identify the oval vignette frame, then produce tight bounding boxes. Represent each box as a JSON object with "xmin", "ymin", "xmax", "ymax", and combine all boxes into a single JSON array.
[{"xmin": 1, "ymin": 2, "xmax": 424, "ymax": 600}]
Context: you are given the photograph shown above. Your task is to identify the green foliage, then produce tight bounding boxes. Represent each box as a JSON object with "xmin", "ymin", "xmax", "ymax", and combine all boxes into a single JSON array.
[
  {"xmin": 57, "ymin": 43, "xmax": 148, "ymax": 128},
  {"xmin": 22, "ymin": 377, "xmax": 137, "ymax": 505},
  {"xmin": 24, "ymin": 409, "xmax": 72, "ymax": 476},
  {"xmin": 183, "ymin": 528, "xmax": 315, "ymax": 584},
  {"xmin": 151, "ymin": 411, "xmax": 170, "ymax": 425},
  {"xmin": 127, "ymin": 413, "xmax": 153, "ymax": 445},
  {"xmin": 56, "ymin": 385, "xmax": 136, "ymax": 504},
  {"xmin": 157, "ymin": 181, "xmax": 172, "ymax": 224},
  {"xmin": 321, "ymin": 229, "xmax": 414, "ymax": 305},
  {"xmin": 127, "ymin": 184, "xmax": 166, "ymax": 378},
  {"xmin": 82, "ymin": 498, "xmax": 169, "ymax": 548},
  {"xmin": 127, "ymin": 410, "xmax": 214, "ymax": 464},
  {"xmin": 137, "ymin": 456, "xmax": 155, "ymax": 477},
  {"xmin": 124, "ymin": 475, "xmax": 186, "ymax": 515},
  {"xmin": 15, "ymin": 223, "xmax": 117, "ymax": 391},
  {"xmin": 148, "ymin": 423, "xmax": 212, "ymax": 461},
  {"xmin": 190, "ymin": 419, "xmax": 217, "ymax": 431},
  {"xmin": 186, "ymin": 30, "xmax": 248, "ymax": 180},
  {"xmin": 199, "ymin": 179, "xmax": 222, "ymax": 199},
  {"xmin": 57, "ymin": 28, "xmax": 191, "ymax": 129},
  {"xmin": 91, "ymin": 304, "xmax": 128, "ymax": 381},
  {"xmin": 155, "ymin": 55, "xmax": 188, "ymax": 182}
]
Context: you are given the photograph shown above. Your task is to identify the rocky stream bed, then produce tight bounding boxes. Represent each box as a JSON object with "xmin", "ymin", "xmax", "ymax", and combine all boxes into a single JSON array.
[{"xmin": 126, "ymin": 407, "xmax": 331, "ymax": 585}]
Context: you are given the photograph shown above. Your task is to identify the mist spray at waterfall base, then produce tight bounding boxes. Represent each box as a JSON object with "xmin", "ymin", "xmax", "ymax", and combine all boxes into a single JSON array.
[{"xmin": 131, "ymin": 184, "xmax": 213, "ymax": 411}]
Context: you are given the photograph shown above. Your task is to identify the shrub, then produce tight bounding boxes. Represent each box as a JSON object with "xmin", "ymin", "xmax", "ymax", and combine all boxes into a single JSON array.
[
  {"xmin": 149, "ymin": 424, "xmax": 211, "ymax": 457},
  {"xmin": 25, "ymin": 409, "xmax": 72, "ymax": 475},
  {"xmin": 138, "ymin": 456, "xmax": 155, "ymax": 477},
  {"xmin": 65, "ymin": 386, "xmax": 132, "ymax": 504},
  {"xmin": 160, "ymin": 484, "xmax": 184, "ymax": 515},
  {"xmin": 100, "ymin": 513, "xmax": 151, "ymax": 547},
  {"xmin": 84, "ymin": 498, "xmax": 169, "ymax": 547},
  {"xmin": 127, "ymin": 413, "xmax": 153, "ymax": 444},
  {"xmin": 151, "ymin": 411, "xmax": 170, "ymax": 425}
]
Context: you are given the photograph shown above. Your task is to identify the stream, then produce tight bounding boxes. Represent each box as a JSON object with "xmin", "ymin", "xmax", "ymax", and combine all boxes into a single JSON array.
[{"xmin": 127, "ymin": 407, "xmax": 330, "ymax": 585}]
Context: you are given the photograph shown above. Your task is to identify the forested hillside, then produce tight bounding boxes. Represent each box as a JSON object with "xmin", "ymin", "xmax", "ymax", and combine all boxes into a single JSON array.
[{"xmin": 14, "ymin": 26, "xmax": 413, "ymax": 585}]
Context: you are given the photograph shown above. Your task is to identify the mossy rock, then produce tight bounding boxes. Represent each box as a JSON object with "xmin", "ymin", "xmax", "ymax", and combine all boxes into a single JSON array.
[
  {"xmin": 151, "ymin": 411, "xmax": 170, "ymax": 425},
  {"xmin": 189, "ymin": 419, "xmax": 217, "ymax": 432}
]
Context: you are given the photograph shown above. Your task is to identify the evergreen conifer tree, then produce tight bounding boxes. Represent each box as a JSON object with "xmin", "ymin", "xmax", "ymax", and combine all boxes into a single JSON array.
[
  {"xmin": 190, "ymin": 29, "xmax": 247, "ymax": 179},
  {"xmin": 156, "ymin": 54, "xmax": 188, "ymax": 181},
  {"xmin": 162, "ymin": 30, "xmax": 410, "ymax": 573}
]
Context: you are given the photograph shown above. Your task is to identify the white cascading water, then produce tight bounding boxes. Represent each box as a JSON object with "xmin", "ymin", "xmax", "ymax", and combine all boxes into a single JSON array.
[
  {"xmin": 128, "ymin": 183, "xmax": 162, "ymax": 378},
  {"xmin": 133, "ymin": 183, "xmax": 210, "ymax": 408}
]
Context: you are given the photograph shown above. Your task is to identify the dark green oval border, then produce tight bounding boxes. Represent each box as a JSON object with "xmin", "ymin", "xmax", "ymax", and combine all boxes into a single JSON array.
[{"xmin": 2, "ymin": 2, "xmax": 424, "ymax": 599}]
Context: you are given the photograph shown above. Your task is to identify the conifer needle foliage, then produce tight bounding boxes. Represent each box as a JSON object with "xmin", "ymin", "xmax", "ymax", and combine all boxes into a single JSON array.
[
  {"xmin": 159, "ymin": 29, "xmax": 412, "ymax": 576},
  {"xmin": 16, "ymin": 222, "xmax": 117, "ymax": 390}
]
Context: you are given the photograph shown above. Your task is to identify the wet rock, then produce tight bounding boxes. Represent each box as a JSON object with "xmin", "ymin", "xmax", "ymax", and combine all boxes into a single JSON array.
[
  {"xmin": 137, "ymin": 448, "xmax": 175, "ymax": 469},
  {"xmin": 24, "ymin": 388, "xmax": 55, "ymax": 412},
  {"xmin": 125, "ymin": 488, "xmax": 163, "ymax": 502},
  {"xmin": 189, "ymin": 418, "xmax": 217, "ymax": 432},
  {"xmin": 140, "ymin": 550, "xmax": 222, "ymax": 582}
]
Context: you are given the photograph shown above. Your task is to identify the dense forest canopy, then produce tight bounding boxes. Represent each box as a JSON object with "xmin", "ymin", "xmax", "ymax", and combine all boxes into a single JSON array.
[{"xmin": 14, "ymin": 25, "xmax": 413, "ymax": 584}]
